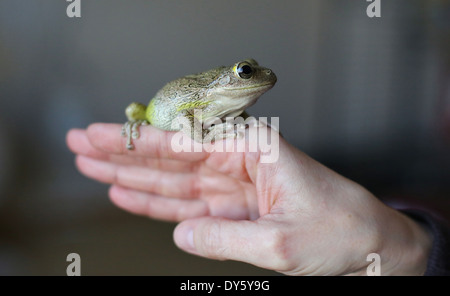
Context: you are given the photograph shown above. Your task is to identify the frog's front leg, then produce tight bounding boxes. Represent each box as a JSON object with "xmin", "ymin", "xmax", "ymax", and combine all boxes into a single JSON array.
[
  {"xmin": 201, "ymin": 122, "xmax": 242, "ymax": 143},
  {"xmin": 201, "ymin": 111, "xmax": 266, "ymax": 143},
  {"xmin": 174, "ymin": 113, "xmax": 237, "ymax": 143},
  {"xmin": 122, "ymin": 102, "xmax": 149, "ymax": 150}
]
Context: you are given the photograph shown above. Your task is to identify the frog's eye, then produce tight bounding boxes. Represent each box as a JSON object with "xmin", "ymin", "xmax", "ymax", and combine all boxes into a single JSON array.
[{"xmin": 235, "ymin": 62, "xmax": 253, "ymax": 79}]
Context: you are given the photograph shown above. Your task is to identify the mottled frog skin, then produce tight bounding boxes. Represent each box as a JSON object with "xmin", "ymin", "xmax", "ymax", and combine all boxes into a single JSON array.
[{"xmin": 122, "ymin": 59, "xmax": 277, "ymax": 150}]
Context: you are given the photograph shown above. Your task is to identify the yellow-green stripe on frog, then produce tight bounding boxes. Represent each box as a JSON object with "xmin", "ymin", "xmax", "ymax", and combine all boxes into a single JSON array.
[
  {"xmin": 176, "ymin": 100, "xmax": 212, "ymax": 113},
  {"xmin": 122, "ymin": 58, "xmax": 277, "ymax": 150}
]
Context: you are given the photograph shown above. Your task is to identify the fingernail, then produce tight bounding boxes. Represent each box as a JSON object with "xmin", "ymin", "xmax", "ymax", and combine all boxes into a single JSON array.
[
  {"xmin": 174, "ymin": 224, "xmax": 196, "ymax": 253},
  {"xmin": 186, "ymin": 229, "xmax": 194, "ymax": 249}
]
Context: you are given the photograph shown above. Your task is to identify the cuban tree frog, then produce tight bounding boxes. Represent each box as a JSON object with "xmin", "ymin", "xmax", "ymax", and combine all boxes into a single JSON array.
[{"xmin": 122, "ymin": 59, "xmax": 277, "ymax": 150}]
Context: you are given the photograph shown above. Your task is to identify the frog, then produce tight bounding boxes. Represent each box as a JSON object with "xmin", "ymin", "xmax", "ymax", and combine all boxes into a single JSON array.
[{"xmin": 121, "ymin": 59, "xmax": 277, "ymax": 150}]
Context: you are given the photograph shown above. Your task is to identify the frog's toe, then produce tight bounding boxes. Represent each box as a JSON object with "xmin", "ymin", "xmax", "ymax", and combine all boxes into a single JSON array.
[
  {"xmin": 131, "ymin": 124, "xmax": 140, "ymax": 139},
  {"xmin": 121, "ymin": 120, "xmax": 149, "ymax": 150},
  {"xmin": 121, "ymin": 122, "xmax": 130, "ymax": 137},
  {"xmin": 131, "ymin": 120, "xmax": 148, "ymax": 139},
  {"xmin": 235, "ymin": 129, "xmax": 245, "ymax": 139},
  {"xmin": 235, "ymin": 123, "xmax": 246, "ymax": 130}
]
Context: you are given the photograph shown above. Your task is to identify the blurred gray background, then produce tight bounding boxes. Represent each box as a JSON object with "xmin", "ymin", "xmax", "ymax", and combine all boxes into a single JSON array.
[{"xmin": 0, "ymin": 0, "xmax": 449, "ymax": 275}]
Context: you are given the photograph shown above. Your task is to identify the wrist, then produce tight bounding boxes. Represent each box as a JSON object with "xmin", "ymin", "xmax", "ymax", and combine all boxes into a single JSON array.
[{"xmin": 376, "ymin": 208, "xmax": 432, "ymax": 275}]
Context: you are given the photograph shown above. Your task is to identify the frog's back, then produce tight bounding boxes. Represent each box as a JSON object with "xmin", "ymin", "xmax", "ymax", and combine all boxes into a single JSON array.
[{"xmin": 146, "ymin": 68, "xmax": 225, "ymax": 130}]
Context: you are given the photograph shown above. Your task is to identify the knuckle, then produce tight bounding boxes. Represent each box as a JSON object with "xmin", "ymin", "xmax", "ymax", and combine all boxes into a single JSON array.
[
  {"xmin": 188, "ymin": 176, "xmax": 202, "ymax": 198},
  {"xmin": 265, "ymin": 228, "xmax": 295, "ymax": 271},
  {"xmin": 199, "ymin": 220, "xmax": 227, "ymax": 259}
]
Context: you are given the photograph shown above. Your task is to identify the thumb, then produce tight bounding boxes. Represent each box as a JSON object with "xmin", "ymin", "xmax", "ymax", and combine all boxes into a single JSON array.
[{"xmin": 173, "ymin": 217, "xmax": 277, "ymax": 269}]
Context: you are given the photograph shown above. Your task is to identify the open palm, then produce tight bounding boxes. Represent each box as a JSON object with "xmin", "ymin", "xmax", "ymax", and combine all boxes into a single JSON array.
[
  {"xmin": 67, "ymin": 123, "xmax": 431, "ymax": 275},
  {"xmin": 66, "ymin": 123, "xmax": 280, "ymax": 222}
]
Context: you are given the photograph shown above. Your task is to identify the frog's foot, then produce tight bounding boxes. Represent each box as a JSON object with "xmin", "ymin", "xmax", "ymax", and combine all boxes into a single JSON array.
[
  {"xmin": 202, "ymin": 122, "xmax": 245, "ymax": 143},
  {"xmin": 121, "ymin": 120, "xmax": 149, "ymax": 150}
]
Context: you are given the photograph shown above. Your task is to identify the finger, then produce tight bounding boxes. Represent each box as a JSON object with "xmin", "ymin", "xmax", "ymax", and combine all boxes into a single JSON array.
[
  {"xmin": 86, "ymin": 123, "xmax": 209, "ymax": 162},
  {"xmin": 67, "ymin": 128, "xmax": 108, "ymax": 159},
  {"xmin": 109, "ymin": 185, "xmax": 209, "ymax": 222},
  {"xmin": 68, "ymin": 128, "xmax": 199, "ymax": 173},
  {"xmin": 76, "ymin": 155, "xmax": 202, "ymax": 199},
  {"xmin": 173, "ymin": 217, "xmax": 283, "ymax": 270}
]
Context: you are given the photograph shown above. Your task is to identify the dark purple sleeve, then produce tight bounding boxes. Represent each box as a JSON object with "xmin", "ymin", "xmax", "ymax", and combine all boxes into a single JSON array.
[{"xmin": 400, "ymin": 210, "xmax": 450, "ymax": 276}]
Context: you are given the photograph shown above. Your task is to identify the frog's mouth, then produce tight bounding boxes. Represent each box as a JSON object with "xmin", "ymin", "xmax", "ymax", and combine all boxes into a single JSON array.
[{"xmin": 227, "ymin": 82, "xmax": 275, "ymax": 91}]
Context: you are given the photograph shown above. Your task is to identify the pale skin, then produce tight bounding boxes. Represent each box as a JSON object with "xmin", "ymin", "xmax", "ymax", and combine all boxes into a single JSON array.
[{"xmin": 66, "ymin": 123, "xmax": 432, "ymax": 275}]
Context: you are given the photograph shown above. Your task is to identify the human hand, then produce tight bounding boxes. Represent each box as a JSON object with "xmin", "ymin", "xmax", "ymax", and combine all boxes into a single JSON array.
[{"xmin": 66, "ymin": 123, "xmax": 432, "ymax": 275}]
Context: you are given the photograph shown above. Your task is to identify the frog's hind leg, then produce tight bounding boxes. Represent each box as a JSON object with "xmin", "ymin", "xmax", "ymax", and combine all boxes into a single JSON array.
[
  {"xmin": 122, "ymin": 102, "xmax": 149, "ymax": 150},
  {"xmin": 121, "ymin": 119, "xmax": 148, "ymax": 150}
]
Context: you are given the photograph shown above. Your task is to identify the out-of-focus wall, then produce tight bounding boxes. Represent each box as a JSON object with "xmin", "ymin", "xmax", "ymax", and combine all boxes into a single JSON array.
[{"xmin": 0, "ymin": 0, "xmax": 449, "ymax": 275}]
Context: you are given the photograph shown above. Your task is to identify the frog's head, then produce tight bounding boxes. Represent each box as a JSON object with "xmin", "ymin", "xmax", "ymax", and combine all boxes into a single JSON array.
[{"xmin": 206, "ymin": 59, "xmax": 277, "ymax": 113}]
